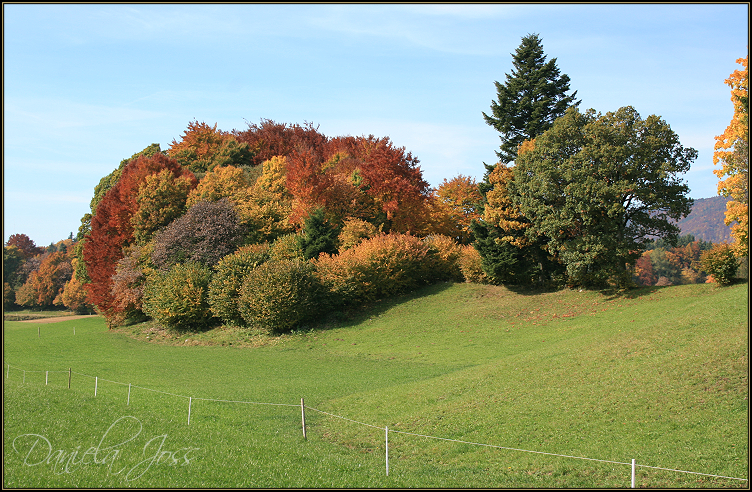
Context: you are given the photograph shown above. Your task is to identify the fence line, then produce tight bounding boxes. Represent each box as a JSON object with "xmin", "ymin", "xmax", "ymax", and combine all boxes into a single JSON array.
[{"xmin": 4, "ymin": 361, "xmax": 748, "ymax": 485}]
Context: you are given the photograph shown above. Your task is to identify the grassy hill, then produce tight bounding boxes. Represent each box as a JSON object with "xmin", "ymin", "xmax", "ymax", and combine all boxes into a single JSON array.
[
  {"xmin": 678, "ymin": 196, "xmax": 732, "ymax": 243},
  {"xmin": 3, "ymin": 282, "xmax": 748, "ymax": 488}
]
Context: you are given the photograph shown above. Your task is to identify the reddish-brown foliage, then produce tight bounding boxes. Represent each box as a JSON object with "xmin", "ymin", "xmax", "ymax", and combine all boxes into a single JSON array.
[
  {"xmin": 83, "ymin": 153, "xmax": 195, "ymax": 320},
  {"xmin": 233, "ymin": 119, "xmax": 329, "ymax": 167},
  {"xmin": 5, "ymin": 233, "xmax": 44, "ymax": 259}
]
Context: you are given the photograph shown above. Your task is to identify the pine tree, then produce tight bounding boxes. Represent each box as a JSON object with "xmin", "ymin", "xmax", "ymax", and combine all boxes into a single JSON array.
[{"xmin": 482, "ymin": 33, "xmax": 579, "ymax": 169}]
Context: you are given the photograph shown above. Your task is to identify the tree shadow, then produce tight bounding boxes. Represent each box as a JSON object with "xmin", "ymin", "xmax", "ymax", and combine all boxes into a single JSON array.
[{"xmin": 307, "ymin": 281, "xmax": 457, "ymax": 332}]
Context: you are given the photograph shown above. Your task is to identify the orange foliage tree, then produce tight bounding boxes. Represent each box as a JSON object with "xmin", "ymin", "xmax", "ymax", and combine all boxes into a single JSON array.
[
  {"xmin": 433, "ymin": 175, "xmax": 483, "ymax": 244},
  {"xmin": 713, "ymin": 55, "xmax": 748, "ymax": 257}
]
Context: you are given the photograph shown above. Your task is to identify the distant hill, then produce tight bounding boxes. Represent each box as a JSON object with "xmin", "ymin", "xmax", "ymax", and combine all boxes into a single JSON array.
[{"xmin": 677, "ymin": 196, "xmax": 732, "ymax": 244}]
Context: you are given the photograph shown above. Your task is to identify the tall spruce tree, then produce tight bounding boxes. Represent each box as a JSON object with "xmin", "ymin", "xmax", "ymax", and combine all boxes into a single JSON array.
[
  {"xmin": 473, "ymin": 34, "xmax": 579, "ymax": 286},
  {"xmin": 482, "ymin": 33, "xmax": 580, "ymax": 169}
]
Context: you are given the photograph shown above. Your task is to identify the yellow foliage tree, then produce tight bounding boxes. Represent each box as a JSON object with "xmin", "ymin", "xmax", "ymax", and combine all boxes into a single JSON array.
[{"xmin": 713, "ymin": 55, "xmax": 748, "ymax": 257}]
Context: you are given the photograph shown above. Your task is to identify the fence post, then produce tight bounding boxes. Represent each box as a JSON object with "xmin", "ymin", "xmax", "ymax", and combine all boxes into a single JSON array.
[
  {"xmin": 68, "ymin": 368, "xmax": 71, "ymax": 388},
  {"xmin": 385, "ymin": 426, "xmax": 389, "ymax": 476},
  {"xmin": 631, "ymin": 459, "xmax": 636, "ymax": 488},
  {"xmin": 301, "ymin": 398, "xmax": 307, "ymax": 440},
  {"xmin": 188, "ymin": 397, "xmax": 192, "ymax": 425},
  {"xmin": 127, "ymin": 383, "xmax": 131, "ymax": 405},
  {"xmin": 95, "ymin": 376, "xmax": 98, "ymax": 396},
  {"xmin": 46, "ymin": 371, "xmax": 48, "ymax": 385}
]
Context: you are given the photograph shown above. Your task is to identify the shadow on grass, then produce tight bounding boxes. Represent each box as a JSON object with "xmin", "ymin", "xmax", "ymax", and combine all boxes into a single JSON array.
[{"xmin": 309, "ymin": 281, "xmax": 457, "ymax": 332}]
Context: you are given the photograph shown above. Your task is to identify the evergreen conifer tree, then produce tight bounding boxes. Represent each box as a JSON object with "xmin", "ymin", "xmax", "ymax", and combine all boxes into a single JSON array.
[{"xmin": 482, "ymin": 33, "xmax": 579, "ymax": 170}]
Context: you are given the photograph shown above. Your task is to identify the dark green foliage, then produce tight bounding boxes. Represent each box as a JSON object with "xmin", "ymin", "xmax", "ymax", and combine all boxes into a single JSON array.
[
  {"xmin": 701, "ymin": 243, "xmax": 739, "ymax": 285},
  {"xmin": 482, "ymin": 33, "xmax": 579, "ymax": 167},
  {"xmin": 208, "ymin": 244, "xmax": 271, "ymax": 325},
  {"xmin": 151, "ymin": 198, "xmax": 246, "ymax": 270},
  {"xmin": 238, "ymin": 259, "xmax": 326, "ymax": 333},
  {"xmin": 297, "ymin": 207, "xmax": 342, "ymax": 260},
  {"xmin": 510, "ymin": 106, "xmax": 696, "ymax": 288},
  {"xmin": 142, "ymin": 261, "xmax": 214, "ymax": 330},
  {"xmin": 3, "ymin": 245, "xmax": 24, "ymax": 288}
]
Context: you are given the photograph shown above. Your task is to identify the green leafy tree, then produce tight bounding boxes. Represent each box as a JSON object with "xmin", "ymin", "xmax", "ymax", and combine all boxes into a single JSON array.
[
  {"xmin": 482, "ymin": 33, "xmax": 579, "ymax": 169},
  {"xmin": 510, "ymin": 106, "xmax": 697, "ymax": 288}
]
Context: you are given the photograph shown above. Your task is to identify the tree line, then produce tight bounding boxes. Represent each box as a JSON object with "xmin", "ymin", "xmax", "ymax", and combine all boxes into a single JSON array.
[{"xmin": 4, "ymin": 34, "xmax": 747, "ymax": 332}]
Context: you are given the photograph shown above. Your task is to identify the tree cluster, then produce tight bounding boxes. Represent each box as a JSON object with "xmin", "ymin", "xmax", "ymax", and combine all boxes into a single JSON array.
[{"xmin": 58, "ymin": 119, "xmax": 484, "ymax": 330}]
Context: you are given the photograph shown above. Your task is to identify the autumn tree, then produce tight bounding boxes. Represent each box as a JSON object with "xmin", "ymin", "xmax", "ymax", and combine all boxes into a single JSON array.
[
  {"xmin": 233, "ymin": 119, "xmax": 329, "ymax": 168},
  {"xmin": 16, "ymin": 251, "xmax": 73, "ymax": 308},
  {"xmin": 510, "ymin": 106, "xmax": 696, "ymax": 287},
  {"xmin": 132, "ymin": 169, "xmax": 196, "ymax": 244},
  {"xmin": 74, "ymin": 144, "xmax": 164, "ymax": 288},
  {"xmin": 83, "ymin": 153, "xmax": 195, "ymax": 321},
  {"xmin": 285, "ymin": 135, "xmax": 432, "ymax": 233},
  {"xmin": 5, "ymin": 233, "xmax": 44, "ymax": 259},
  {"xmin": 433, "ymin": 175, "xmax": 483, "ymax": 244},
  {"xmin": 151, "ymin": 198, "xmax": 245, "ymax": 270},
  {"xmin": 168, "ymin": 120, "xmax": 254, "ymax": 175},
  {"xmin": 714, "ymin": 55, "xmax": 748, "ymax": 258},
  {"xmin": 482, "ymin": 33, "xmax": 579, "ymax": 169},
  {"xmin": 58, "ymin": 257, "xmax": 94, "ymax": 314}
]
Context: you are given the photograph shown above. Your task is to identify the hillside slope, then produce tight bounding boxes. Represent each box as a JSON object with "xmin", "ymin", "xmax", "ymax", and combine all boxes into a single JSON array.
[{"xmin": 678, "ymin": 195, "xmax": 731, "ymax": 243}]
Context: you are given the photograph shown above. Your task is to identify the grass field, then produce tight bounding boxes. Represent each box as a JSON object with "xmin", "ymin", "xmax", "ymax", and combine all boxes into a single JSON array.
[{"xmin": 3, "ymin": 282, "xmax": 748, "ymax": 488}]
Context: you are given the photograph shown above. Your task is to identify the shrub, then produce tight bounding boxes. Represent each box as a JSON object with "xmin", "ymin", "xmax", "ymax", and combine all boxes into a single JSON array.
[
  {"xmin": 209, "ymin": 244, "xmax": 271, "ymax": 325},
  {"xmin": 459, "ymin": 245, "xmax": 488, "ymax": 283},
  {"xmin": 315, "ymin": 233, "xmax": 441, "ymax": 307},
  {"xmin": 142, "ymin": 262, "xmax": 214, "ymax": 330},
  {"xmin": 701, "ymin": 243, "xmax": 739, "ymax": 286},
  {"xmin": 151, "ymin": 198, "xmax": 246, "ymax": 270},
  {"xmin": 269, "ymin": 233, "xmax": 304, "ymax": 262},
  {"xmin": 338, "ymin": 218, "xmax": 379, "ymax": 251},
  {"xmin": 238, "ymin": 259, "xmax": 326, "ymax": 333},
  {"xmin": 423, "ymin": 234, "xmax": 464, "ymax": 282}
]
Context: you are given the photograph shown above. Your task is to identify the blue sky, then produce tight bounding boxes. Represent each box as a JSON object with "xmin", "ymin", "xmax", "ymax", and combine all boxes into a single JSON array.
[{"xmin": 3, "ymin": 3, "xmax": 749, "ymax": 246}]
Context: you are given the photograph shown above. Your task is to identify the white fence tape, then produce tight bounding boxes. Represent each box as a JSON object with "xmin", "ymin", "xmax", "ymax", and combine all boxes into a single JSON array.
[{"xmin": 5, "ymin": 362, "xmax": 748, "ymax": 485}]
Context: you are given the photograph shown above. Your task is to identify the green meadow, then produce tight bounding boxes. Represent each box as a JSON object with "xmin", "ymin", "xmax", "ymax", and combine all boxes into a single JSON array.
[{"xmin": 3, "ymin": 282, "xmax": 748, "ymax": 488}]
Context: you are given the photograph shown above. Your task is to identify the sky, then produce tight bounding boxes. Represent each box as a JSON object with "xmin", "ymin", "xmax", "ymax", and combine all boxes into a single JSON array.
[{"xmin": 3, "ymin": 3, "xmax": 749, "ymax": 247}]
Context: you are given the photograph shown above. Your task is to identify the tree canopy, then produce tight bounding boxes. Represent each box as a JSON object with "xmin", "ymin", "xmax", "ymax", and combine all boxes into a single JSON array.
[
  {"xmin": 713, "ymin": 55, "xmax": 748, "ymax": 258},
  {"xmin": 508, "ymin": 106, "xmax": 697, "ymax": 287}
]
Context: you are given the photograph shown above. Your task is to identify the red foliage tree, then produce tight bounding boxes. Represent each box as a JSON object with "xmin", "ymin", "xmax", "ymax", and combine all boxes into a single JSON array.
[
  {"xmin": 285, "ymin": 135, "xmax": 431, "ymax": 232},
  {"xmin": 233, "ymin": 119, "xmax": 328, "ymax": 167},
  {"xmin": 83, "ymin": 153, "xmax": 196, "ymax": 323},
  {"xmin": 5, "ymin": 233, "xmax": 44, "ymax": 259}
]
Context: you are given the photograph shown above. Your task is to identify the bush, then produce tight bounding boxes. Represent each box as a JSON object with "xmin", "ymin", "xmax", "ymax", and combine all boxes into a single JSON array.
[
  {"xmin": 701, "ymin": 244, "xmax": 739, "ymax": 286},
  {"xmin": 423, "ymin": 234, "xmax": 464, "ymax": 282},
  {"xmin": 458, "ymin": 245, "xmax": 488, "ymax": 283},
  {"xmin": 238, "ymin": 259, "xmax": 326, "ymax": 333},
  {"xmin": 338, "ymin": 218, "xmax": 379, "ymax": 251},
  {"xmin": 142, "ymin": 262, "xmax": 214, "ymax": 330},
  {"xmin": 315, "ymin": 233, "xmax": 444, "ymax": 307},
  {"xmin": 269, "ymin": 233, "xmax": 304, "ymax": 262},
  {"xmin": 209, "ymin": 244, "xmax": 271, "ymax": 325}
]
